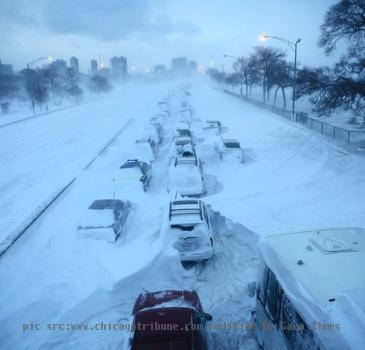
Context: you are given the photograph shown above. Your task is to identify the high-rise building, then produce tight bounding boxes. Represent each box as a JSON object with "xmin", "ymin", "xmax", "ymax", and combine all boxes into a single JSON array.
[
  {"xmin": 171, "ymin": 57, "xmax": 188, "ymax": 74},
  {"xmin": 0, "ymin": 59, "xmax": 13, "ymax": 76},
  {"xmin": 110, "ymin": 56, "xmax": 127, "ymax": 79},
  {"xmin": 188, "ymin": 60, "xmax": 198, "ymax": 73},
  {"xmin": 90, "ymin": 59, "xmax": 98, "ymax": 75},
  {"xmin": 70, "ymin": 57, "xmax": 79, "ymax": 73},
  {"xmin": 154, "ymin": 64, "xmax": 166, "ymax": 74}
]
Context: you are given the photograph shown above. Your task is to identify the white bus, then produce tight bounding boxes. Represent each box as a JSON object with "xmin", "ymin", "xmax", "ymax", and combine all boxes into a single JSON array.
[{"xmin": 254, "ymin": 227, "xmax": 365, "ymax": 350}]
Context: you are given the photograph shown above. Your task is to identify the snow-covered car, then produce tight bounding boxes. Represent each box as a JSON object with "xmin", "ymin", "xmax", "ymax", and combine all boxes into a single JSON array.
[
  {"xmin": 254, "ymin": 227, "xmax": 365, "ymax": 350},
  {"xmin": 77, "ymin": 199, "xmax": 130, "ymax": 242},
  {"xmin": 116, "ymin": 159, "xmax": 152, "ymax": 192},
  {"xmin": 174, "ymin": 135, "xmax": 194, "ymax": 154},
  {"xmin": 168, "ymin": 156, "xmax": 204, "ymax": 197},
  {"xmin": 176, "ymin": 125, "xmax": 192, "ymax": 138},
  {"xmin": 129, "ymin": 290, "xmax": 212, "ymax": 350},
  {"xmin": 180, "ymin": 108, "xmax": 192, "ymax": 122},
  {"xmin": 216, "ymin": 138, "xmax": 244, "ymax": 162},
  {"xmin": 168, "ymin": 199, "xmax": 214, "ymax": 262},
  {"xmin": 203, "ymin": 120, "xmax": 222, "ymax": 135},
  {"xmin": 121, "ymin": 138, "xmax": 155, "ymax": 164},
  {"xmin": 142, "ymin": 124, "xmax": 163, "ymax": 148}
]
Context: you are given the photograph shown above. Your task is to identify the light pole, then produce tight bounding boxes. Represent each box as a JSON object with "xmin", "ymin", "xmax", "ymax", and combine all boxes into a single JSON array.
[
  {"xmin": 224, "ymin": 54, "xmax": 243, "ymax": 95},
  {"xmin": 259, "ymin": 34, "xmax": 301, "ymax": 120},
  {"xmin": 26, "ymin": 56, "xmax": 52, "ymax": 69}
]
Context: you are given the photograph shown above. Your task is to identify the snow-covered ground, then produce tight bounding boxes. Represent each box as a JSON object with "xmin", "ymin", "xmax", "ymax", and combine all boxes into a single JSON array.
[{"xmin": 0, "ymin": 78, "xmax": 364, "ymax": 349}]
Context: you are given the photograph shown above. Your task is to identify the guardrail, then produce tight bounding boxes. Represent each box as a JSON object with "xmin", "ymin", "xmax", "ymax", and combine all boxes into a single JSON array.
[
  {"xmin": 223, "ymin": 89, "xmax": 365, "ymax": 146},
  {"xmin": 0, "ymin": 118, "xmax": 134, "ymax": 258}
]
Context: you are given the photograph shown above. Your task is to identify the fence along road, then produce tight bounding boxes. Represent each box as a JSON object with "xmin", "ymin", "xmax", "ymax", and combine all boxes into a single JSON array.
[{"xmin": 223, "ymin": 89, "xmax": 365, "ymax": 147}]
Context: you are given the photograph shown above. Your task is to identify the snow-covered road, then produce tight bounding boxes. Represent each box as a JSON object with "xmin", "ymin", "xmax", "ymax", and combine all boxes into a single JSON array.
[
  {"xmin": 0, "ymin": 82, "xmax": 176, "ymax": 251},
  {"xmin": 0, "ymin": 79, "xmax": 364, "ymax": 350}
]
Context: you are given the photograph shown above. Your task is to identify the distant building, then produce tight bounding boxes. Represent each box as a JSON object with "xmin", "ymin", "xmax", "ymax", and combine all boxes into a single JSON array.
[
  {"xmin": 70, "ymin": 57, "xmax": 79, "ymax": 73},
  {"xmin": 188, "ymin": 60, "xmax": 198, "ymax": 73},
  {"xmin": 0, "ymin": 59, "xmax": 13, "ymax": 76},
  {"xmin": 110, "ymin": 56, "xmax": 127, "ymax": 80},
  {"xmin": 171, "ymin": 57, "xmax": 188, "ymax": 74},
  {"xmin": 99, "ymin": 67, "xmax": 111, "ymax": 79},
  {"xmin": 154, "ymin": 64, "xmax": 166, "ymax": 74},
  {"xmin": 90, "ymin": 59, "xmax": 98, "ymax": 76}
]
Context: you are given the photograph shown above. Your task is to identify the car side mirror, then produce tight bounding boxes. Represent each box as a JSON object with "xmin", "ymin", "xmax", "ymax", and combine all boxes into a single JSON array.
[{"xmin": 203, "ymin": 313, "xmax": 213, "ymax": 321}]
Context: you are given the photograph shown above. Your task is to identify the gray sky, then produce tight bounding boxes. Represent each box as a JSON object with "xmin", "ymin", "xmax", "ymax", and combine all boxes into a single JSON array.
[{"xmin": 0, "ymin": 0, "xmax": 341, "ymax": 73}]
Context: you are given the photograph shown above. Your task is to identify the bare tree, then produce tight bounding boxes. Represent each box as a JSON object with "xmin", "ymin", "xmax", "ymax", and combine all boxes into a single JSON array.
[
  {"xmin": 319, "ymin": 0, "xmax": 365, "ymax": 55},
  {"xmin": 249, "ymin": 47, "xmax": 287, "ymax": 103},
  {"xmin": 297, "ymin": 0, "xmax": 365, "ymax": 122}
]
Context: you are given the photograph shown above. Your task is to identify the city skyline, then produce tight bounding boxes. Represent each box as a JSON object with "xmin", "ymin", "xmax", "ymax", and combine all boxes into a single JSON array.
[{"xmin": 1, "ymin": 0, "xmax": 342, "ymax": 72}]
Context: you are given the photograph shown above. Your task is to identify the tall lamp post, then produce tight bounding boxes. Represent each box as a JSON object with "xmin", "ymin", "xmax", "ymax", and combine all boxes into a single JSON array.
[{"xmin": 259, "ymin": 34, "xmax": 301, "ymax": 120}]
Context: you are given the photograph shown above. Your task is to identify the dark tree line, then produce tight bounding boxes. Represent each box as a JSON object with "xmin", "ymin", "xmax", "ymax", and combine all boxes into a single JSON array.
[
  {"xmin": 1, "ymin": 59, "xmax": 113, "ymax": 114},
  {"xmin": 208, "ymin": 46, "xmax": 293, "ymax": 109}
]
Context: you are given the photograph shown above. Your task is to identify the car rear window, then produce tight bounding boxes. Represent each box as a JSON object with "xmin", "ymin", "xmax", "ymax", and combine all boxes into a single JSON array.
[
  {"xmin": 89, "ymin": 199, "xmax": 122, "ymax": 210},
  {"xmin": 224, "ymin": 141, "xmax": 240, "ymax": 148}
]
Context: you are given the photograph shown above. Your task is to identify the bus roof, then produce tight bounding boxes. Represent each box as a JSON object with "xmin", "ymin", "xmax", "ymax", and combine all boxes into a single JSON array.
[{"xmin": 261, "ymin": 227, "xmax": 365, "ymax": 306}]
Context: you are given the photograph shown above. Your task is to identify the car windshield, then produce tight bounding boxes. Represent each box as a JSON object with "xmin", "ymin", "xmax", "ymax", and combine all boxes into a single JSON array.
[
  {"xmin": 177, "ymin": 129, "xmax": 191, "ymax": 136},
  {"xmin": 175, "ymin": 139, "xmax": 190, "ymax": 145}
]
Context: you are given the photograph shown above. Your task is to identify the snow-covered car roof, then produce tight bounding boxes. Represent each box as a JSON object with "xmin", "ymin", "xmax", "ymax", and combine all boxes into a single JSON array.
[
  {"xmin": 122, "ymin": 140, "xmax": 154, "ymax": 163},
  {"xmin": 79, "ymin": 199, "xmax": 126, "ymax": 227},
  {"xmin": 169, "ymin": 157, "xmax": 203, "ymax": 196},
  {"xmin": 133, "ymin": 290, "xmax": 202, "ymax": 313},
  {"xmin": 169, "ymin": 200, "xmax": 203, "ymax": 225},
  {"xmin": 258, "ymin": 227, "xmax": 365, "ymax": 349},
  {"xmin": 80, "ymin": 207, "xmax": 114, "ymax": 227},
  {"xmin": 175, "ymin": 135, "xmax": 192, "ymax": 146}
]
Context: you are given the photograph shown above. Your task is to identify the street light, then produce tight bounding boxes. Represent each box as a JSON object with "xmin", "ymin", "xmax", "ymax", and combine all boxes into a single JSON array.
[
  {"xmin": 26, "ymin": 56, "xmax": 52, "ymax": 69},
  {"xmin": 259, "ymin": 34, "xmax": 301, "ymax": 120}
]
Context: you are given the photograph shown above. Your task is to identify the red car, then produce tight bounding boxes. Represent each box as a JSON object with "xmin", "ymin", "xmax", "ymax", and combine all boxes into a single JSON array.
[{"xmin": 129, "ymin": 290, "xmax": 212, "ymax": 350}]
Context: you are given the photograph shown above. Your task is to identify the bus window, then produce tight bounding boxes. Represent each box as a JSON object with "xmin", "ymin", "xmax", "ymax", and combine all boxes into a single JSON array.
[
  {"xmin": 265, "ymin": 269, "xmax": 282, "ymax": 322},
  {"xmin": 280, "ymin": 293, "xmax": 317, "ymax": 350}
]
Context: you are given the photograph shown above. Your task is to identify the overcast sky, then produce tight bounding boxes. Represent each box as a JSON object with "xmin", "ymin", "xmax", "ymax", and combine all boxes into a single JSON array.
[{"xmin": 0, "ymin": 0, "xmax": 341, "ymax": 73}]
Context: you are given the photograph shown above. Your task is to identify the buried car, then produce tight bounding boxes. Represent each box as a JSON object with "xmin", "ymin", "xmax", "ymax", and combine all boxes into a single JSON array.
[
  {"xmin": 168, "ymin": 199, "xmax": 214, "ymax": 263},
  {"xmin": 129, "ymin": 290, "xmax": 212, "ymax": 350},
  {"xmin": 116, "ymin": 159, "xmax": 152, "ymax": 192},
  {"xmin": 203, "ymin": 120, "xmax": 222, "ymax": 135},
  {"xmin": 216, "ymin": 138, "xmax": 244, "ymax": 162},
  {"xmin": 77, "ymin": 199, "xmax": 130, "ymax": 242},
  {"xmin": 168, "ymin": 155, "xmax": 204, "ymax": 197},
  {"xmin": 121, "ymin": 138, "xmax": 155, "ymax": 164}
]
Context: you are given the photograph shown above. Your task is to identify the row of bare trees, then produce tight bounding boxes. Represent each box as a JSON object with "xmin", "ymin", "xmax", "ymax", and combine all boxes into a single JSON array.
[
  {"xmin": 1, "ymin": 59, "xmax": 112, "ymax": 114},
  {"xmin": 209, "ymin": 0, "xmax": 365, "ymax": 124},
  {"xmin": 208, "ymin": 46, "xmax": 293, "ymax": 109}
]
